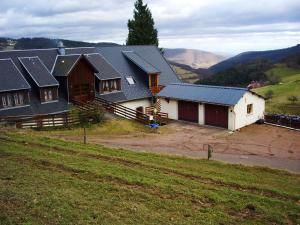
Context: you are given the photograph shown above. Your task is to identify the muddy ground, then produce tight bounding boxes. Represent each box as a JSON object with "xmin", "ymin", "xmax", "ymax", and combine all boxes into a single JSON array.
[{"xmin": 54, "ymin": 122, "xmax": 300, "ymax": 160}]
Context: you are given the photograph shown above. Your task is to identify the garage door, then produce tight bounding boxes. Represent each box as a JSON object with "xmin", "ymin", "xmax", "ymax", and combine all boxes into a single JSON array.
[
  {"xmin": 205, "ymin": 104, "xmax": 228, "ymax": 128},
  {"xmin": 178, "ymin": 101, "xmax": 198, "ymax": 123}
]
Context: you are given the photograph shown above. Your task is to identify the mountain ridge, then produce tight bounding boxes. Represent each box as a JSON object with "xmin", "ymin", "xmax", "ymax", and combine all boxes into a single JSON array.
[
  {"xmin": 164, "ymin": 48, "xmax": 226, "ymax": 69},
  {"xmin": 209, "ymin": 44, "xmax": 300, "ymax": 73}
]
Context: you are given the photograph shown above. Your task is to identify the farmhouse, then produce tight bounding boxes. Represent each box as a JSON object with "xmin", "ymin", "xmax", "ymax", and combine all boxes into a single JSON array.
[
  {"xmin": 157, "ymin": 83, "xmax": 265, "ymax": 130},
  {"xmin": 0, "ymin": 43, "xmax": 265, "ymax": 130},
  {"xmin": 0, "ymin": 44, "xmax": 179, "ymax": 118}
]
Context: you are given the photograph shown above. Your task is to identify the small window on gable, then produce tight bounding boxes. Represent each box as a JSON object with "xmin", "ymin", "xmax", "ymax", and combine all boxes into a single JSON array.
[
  {"xmin": 247, "ymin": 104, "xmax": 253, "ymax": 114},
  {"xmin": 126, "ymin": 76, "xmax": 135, "ymax": 85}
]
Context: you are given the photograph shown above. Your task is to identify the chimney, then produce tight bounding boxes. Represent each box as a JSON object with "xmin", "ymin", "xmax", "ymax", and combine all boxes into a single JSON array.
[{"xmin": 57, "ymin": 41, "xmax": 65, "ymax": 55}]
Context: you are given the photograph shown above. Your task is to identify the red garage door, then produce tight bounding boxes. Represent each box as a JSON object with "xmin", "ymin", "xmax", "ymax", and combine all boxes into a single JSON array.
[
  {"xmin": 178, "ymin": 101, "xmax": 198, "ymax": 123},
  {"xmin": 205, "ymin": 104, "xmax": 228, "ymax": 128}
]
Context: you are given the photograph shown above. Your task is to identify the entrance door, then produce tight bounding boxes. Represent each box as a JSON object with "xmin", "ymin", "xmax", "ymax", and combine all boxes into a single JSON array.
[
  {"xmin": 178, "ymin": 101, "xmax": 198, "ymax": 123},
  {"xmin": 205, "ymin": 104, "xmax": 228, "ymax": 128}
]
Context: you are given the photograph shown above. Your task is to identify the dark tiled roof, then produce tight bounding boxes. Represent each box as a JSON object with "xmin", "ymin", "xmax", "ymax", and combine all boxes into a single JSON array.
[
  {"xmin": 0, "ymin": 59, "xmax": 30, "ymax": 92},
  {"xmin": 19, "ymin": 56, "xmax": 59, "ymax": 87},
  {"xmin": 52, "ymin": 55, "xmax": 81, "ymax": 76},
  {"xmin": 84, "ymin": 53, "xmax": 122, "ymax": 80},
  {"xmin": 0, "ymin": 89, "xmax": 68, "ymax": 118},
  {"xmin": 97, "ymin": 46, "xmax": 180, "ymax": 102},
  {"xmin": 122, "ymin": 51, "xmax": 160, "ymax": 74},
  {"xmin": 96, "ymin": 92, "xmax": 127, "ymax": 103},
  {"xmin": 0, "ymin": 48, "xmax": 58, "ymax": 71},
  {"xmin": 157, "ymin": 83, "xmax": 252, "ymax": 106}
]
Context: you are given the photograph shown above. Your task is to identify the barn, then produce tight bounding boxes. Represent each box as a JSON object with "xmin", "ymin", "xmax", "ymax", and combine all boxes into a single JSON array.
[{"xmin": 157, "ymin": 83, "xmax": 265, "ymax": 130}]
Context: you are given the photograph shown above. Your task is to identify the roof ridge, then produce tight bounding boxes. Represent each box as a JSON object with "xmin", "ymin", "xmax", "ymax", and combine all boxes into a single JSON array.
[
  {"xmin": 170, "ymin": 83, "xmax": 247, "ymax": 91},
  {"xmin": 0, "ymin": 48, "xmax": 58, "ymax": 53}
]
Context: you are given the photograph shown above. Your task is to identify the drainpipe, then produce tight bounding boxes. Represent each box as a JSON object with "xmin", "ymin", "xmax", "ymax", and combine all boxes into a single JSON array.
[{"xmin": 231, "ymin": 107, "xmax": 236, "ymax": 131}]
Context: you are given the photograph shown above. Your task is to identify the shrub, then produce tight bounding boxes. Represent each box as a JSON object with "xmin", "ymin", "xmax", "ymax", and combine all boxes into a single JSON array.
[
  {"xmin": 287, "ymin": 96, "xmax": 298, "ymax": 104},
  {"xmin": 78, "ymin": 106, "xmax": 105, "ymax": 125}
]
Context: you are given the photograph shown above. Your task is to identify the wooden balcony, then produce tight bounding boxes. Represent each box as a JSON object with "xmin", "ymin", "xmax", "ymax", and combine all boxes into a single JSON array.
[{"xmin": 150, "ymin": 85, "xmax": 165, "ymax": 94}]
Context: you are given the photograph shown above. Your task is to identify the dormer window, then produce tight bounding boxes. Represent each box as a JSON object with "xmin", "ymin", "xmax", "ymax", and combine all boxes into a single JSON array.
[
  {"xmin": 0, "ymin": 91, "xmax": 29, "ymax": 110},
  {"xmin": 40, "ymin": 87, "xmax": 58, "ymax": 103},
  {"xmin": 100, "ymin": 79, "xmax": 121, "ymax": 94},
  {"xmin": 126, "ymin": 76, "xmax": 135, "ymax": 85}
]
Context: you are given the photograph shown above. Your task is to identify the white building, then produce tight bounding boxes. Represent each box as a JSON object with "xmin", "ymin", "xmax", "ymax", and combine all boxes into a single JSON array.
[{"xmin": 157, "ymin": 83, "xmax": 265, "ymax": 130}]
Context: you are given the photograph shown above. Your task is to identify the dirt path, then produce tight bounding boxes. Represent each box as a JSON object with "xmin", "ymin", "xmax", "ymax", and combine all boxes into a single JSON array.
[{"xmin": 53, "ymin": 122, "xmax": 300, "ymax": 173}]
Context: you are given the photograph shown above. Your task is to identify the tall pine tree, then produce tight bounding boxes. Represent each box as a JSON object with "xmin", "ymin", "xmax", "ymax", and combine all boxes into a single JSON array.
[{"xmin": 126, "ymin": 0, "xmax": 159, "ymax": 46}]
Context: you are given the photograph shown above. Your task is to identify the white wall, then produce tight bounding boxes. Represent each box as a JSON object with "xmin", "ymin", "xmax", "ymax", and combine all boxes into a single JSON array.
[
  {"xmin": 231, "ymin": 92, "xmax": 265, "ymax": 130},
  {"xmin": 198, "ymin": 104, "xmax": 204, "ymax": 125},
  {"xmin": 160, "ymin": 98, "xmax": 178, "ymax": 120},
  {"xmin": 120, "ymin": 98, "xmax": 151, "ymax": 113},
  {"xmin": 159, "ymin": 92, "xmax": 265, "ymax": 130}
]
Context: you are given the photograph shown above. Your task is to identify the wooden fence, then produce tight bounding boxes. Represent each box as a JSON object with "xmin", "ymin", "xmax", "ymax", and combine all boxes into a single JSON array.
[
  {"xmin": 264, "ymin": 114, "xmax": 300, "ymax": 129},
  {"xmin": 0, "ymin": 113, "xmax": 79, "ymax": 129}
]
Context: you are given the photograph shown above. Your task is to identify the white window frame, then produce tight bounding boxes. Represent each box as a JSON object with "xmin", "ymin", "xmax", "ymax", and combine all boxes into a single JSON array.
[{"xmin": 126, "ymin": 76, "xmax": 135, "ymax": 85}]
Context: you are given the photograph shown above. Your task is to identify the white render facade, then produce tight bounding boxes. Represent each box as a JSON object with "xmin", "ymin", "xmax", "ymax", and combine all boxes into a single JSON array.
[{"xmin": 159, "ymin": 91, "xmax": 265, "ymax": 131}]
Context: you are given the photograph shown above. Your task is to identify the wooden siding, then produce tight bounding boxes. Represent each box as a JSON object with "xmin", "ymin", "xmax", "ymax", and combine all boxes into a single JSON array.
[{"xmin": 68, "ymin": 58, "xmax": 95, "ymax": 102}]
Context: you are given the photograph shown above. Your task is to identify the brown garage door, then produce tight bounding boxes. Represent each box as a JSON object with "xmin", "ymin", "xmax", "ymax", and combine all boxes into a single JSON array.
[
  {"xmin": 205, "ymin": 104, "xmax": 228, "ymax": 128},
  {"xmin": 178, "ymin": 101, "xmax": 198, "ymax": 123}
]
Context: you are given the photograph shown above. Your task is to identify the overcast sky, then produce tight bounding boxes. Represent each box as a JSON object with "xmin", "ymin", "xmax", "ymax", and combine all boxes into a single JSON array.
[{"xmin": 1, "ymin": 0, "xmax": 300, "ymax": 55}]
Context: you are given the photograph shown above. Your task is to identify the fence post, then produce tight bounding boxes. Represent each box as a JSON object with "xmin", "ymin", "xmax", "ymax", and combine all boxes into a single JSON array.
[{"xmin": 83, "ymin": 127, "xmax": 87, "ymax": 144}]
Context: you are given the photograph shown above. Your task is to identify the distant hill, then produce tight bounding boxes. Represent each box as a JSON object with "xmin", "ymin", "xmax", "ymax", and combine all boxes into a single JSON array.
[
  {"xmin": 0, "ymin": 37, "xmax": 119, "ymax": 50},
  {"xmin": 169, "ymin": 62, "xmax": 212, "ymax": 84},
  {"xmin": 253, "ymin": 64, "xmax": 300, "ymax": 115},
  {"xmin": 164, "ymin": 48, "xmax": 226, "ymax": 69},
  {"xmin": 210, "ymin": 44, "xmax": 300, "ymax": 73}
]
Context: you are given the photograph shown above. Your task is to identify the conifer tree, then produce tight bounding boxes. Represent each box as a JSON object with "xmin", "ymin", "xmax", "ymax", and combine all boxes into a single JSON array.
[{"xmin": 126, "ymin": 0, "xmax": 159, "ymax": 46}]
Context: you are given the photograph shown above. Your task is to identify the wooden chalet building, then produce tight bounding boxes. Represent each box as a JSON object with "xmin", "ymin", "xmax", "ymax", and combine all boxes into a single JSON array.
[
  {"xmin": 0, "ymin": 42, "xmax": 265, "ymax": 130},
  {"xmin": 0, "ymin": 43, "xmax": 180, "ymax": 119}
]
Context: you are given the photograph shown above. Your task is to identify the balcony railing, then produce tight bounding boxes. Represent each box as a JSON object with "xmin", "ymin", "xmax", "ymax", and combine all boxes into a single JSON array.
[{"xmin": 150, "ymin": 85, "xmax": 165, "ymax": 94}]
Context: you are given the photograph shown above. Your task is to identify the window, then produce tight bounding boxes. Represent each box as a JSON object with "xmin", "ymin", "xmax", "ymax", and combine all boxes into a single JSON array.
[
  {"xmin": 247, "ymin": 104, "xmax": 253, "ymax": 114},
  {"xmin": 41, "ymin": 88, "xmax": 57, "ymax": 103},
  {"xmin": 14, "ymin": 93, "xmax": 19, "ymax": 105},
  {"xmin": 2, "ymin": 96, "xmax": 7, "ymax": 108},
  {"xmin": 7, "ymin": 95, "xmax": 12, "ymax": 107},
  {"xmin": 100, "ymin": 79, "xmax": 121, "ymax": 94},
  {"xmin": 1, "ymin": 92, "xmax": 26, "ymax": 109},
  {"xmin": 126, "ymin": 76, "xmax": 135, "ymax": 85}
]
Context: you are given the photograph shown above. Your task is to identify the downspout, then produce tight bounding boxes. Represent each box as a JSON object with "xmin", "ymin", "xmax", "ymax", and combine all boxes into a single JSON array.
[{"xmin": 231, "ymin": 106, "xmax": 236, "ymax": 131}]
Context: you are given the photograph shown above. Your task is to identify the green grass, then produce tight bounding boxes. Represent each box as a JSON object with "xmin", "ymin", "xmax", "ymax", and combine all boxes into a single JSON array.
[
  {"xmin": 30, "ymin": 117, "xmax": 170, "ymax": 136},
  {"xmin": 254, "ymin": 64, "xmax": 300, "ymax": 114},
  {"xmin": 171, "ymin": 65, "xmax": 199, "ymax": 83},
  {"xmin": 0, "ymin": 132, "xmax": 299, "ymax": 225}
]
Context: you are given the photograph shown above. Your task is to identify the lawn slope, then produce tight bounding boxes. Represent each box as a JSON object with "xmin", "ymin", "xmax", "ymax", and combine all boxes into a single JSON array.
[
  {"xmin": 0, "ymin": 132, "xmax": 299, "ymax": 225},
  {"xmin": 254, "ymin": 64, "xmax": 300, "ymax": 114}
]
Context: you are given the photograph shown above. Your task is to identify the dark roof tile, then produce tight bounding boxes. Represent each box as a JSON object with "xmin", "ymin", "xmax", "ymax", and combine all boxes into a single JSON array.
[
  {"xmin": 52, "ymin": 55, "xmax": 81, "ymax": 76},
  {"xmin": 122, "ymin": 51, "xmax": 160, "ymax": 74},
  {"xmin": 85, "ymin": 53, "xmax": 122, "ymax": 80},
  {"xmin": 0, "ymin": 59, "xmax": 31, "ymax": 92},
  {"xmin": 158, "ymin": 83, "xmax": 250, "ymax": 106},
  {"xmin": 19, "ymin": 56, "xmax": 59, "ymax": 87}
]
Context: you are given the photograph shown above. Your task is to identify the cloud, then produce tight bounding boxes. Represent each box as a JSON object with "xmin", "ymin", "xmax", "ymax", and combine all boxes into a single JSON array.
[{"xmin": 0, "ymin": 0, "xmax": 299, "ymax": 54}]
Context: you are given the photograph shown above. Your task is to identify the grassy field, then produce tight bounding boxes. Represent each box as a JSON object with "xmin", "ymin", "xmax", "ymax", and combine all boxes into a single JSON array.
[
  {"xmin": 254, "ymin": 64, "xmax": 300, "ymax": 115},
  {"xmin": 0, "ymin": 132, "xmax": 299, "ymax": 225},
  {"xmin": 171, "ymin": 65, "xmax": 200, "ymax": 83}
]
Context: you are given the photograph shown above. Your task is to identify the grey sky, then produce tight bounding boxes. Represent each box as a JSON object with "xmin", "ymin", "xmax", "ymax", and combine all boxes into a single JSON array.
[{"xmin": 0, "ymin": 0, "xmax": 299, "ymax": 54}]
